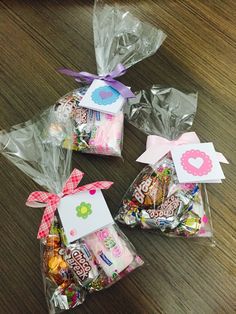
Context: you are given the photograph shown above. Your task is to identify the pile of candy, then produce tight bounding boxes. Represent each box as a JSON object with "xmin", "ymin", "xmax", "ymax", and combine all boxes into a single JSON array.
[
  {"xmin": 43, "ymin": 224, "xmax": 85, "ymax": 310},
  {"xmin": 116, "ymin": 155, "xmax": 212, "ymax": 238},
  {"xmin": 51, "ymin": 87, "xmax": 124, "ymax": 156},
  {"xmin": 42, "ymin": 218, "xmax": 143, "ymax": 312}
]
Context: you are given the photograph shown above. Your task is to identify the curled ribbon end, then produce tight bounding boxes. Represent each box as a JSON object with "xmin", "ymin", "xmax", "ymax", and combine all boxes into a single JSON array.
[
  {"xmin": 26, "ymin": 201, "xmax": 47, "ymax": 208},
  {"xmin": 57, "ymin": 67, "xmax": 64, "ymax": 73},
  {"xmin": 126, "ymin": 89, "xmax": 136, "ymax": 99},
  {"xmin": 99, "ymin": 181, "xmax": 114, "ymax": 190},
  {"xmin": 37, "ymin": 230, "xmax": 47, "ymax": 239},
  {"xmin": 102, "ymin": 181, "xmax": 114, "ymax": 190},
  {"xmin": 57, "ymin": 68, "xmax": 83, "ymax": 78},
  {"xmin": 70, "ymin": 169, "xmax": 85, "ymax": 183}
]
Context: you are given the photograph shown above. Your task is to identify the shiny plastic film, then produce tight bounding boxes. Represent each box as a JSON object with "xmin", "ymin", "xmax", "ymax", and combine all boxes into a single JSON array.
[
  {"xmin": 0, "ymin": 110, "xmax": 143, "ymax": 313},
  {"xmin": 123, "ymin": 85, "xmax": 198, "ymax": 139},
  {"xmin": 116, "ymin": 155, "xmax": 213, "ymax": 241},
  {"xmin": 48, "ymin": 1, "xmax": 166, "ymax": 157},
  {"xmin": 53, "ymin": 87, "xmax": 124, "ymax": 156},
  {"xmin": 93, "ymin": 1, "xmax": 167, "ymax": 75},
  {"xmin": 117, "ymin": 86, "xmax": 214, "ymax": 244},
  {"xmin": 41, "ymin": 218, "xmax": 143, "ymax": 313},
  {"xmin": 0, "ymin": 107, "xmax": 73, "ymax": 193}
]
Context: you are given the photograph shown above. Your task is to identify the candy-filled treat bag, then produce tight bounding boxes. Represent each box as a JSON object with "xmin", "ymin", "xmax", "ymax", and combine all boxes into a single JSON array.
[
  {"xmin": 0, "ymin": 111, "xmax": 143, "ymax": 313},
  {"xmin": 117, "ymin": 154, "xmax": 213, "ymax": 238},
  {"xmin": 53, "ymin": 88, "xmax": 125, "ymax": 156},
  {"xmin": 31, "ymin": 171, "xmax": 143, "ymax": 313},
  {"xmin": 116, "ymin": 86, "xmax": 225, "ymax": 240},
  {"xmin": 50, "ymin": 1, "xmax": 166, "ymax": 157}
]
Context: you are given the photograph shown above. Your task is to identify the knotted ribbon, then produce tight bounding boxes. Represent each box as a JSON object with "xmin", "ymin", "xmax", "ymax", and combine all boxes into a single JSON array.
[
  {"xmin": 58, "ymin": 63, "xmax": 135, "ymax": 98},
  {"xmin": 137, "ymin": 132, "xmax": 228, "ymax": 165},
  {"xmin": 137, "ymin": 132, "xmax": 201, "ymax": 164},
  {"xmin": 26, "ymin": 169, "xmax": 113, "ymax": 239}
]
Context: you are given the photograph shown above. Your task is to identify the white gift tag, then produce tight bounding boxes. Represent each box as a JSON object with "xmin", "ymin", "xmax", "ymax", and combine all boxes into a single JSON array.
[
  {"xmin": 78, "ymin": 79, "xmax": 125, "ymax": 115},
  {"xmin": 171, "ymin": 143, "xmax": 225, "ymax": 183},
  {"xmin": 58, "ymin": 189, "xmax": 114, "ymax": 243}
]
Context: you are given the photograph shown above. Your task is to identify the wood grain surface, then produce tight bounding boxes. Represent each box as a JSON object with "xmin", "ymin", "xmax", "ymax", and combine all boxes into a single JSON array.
[{"xmin": 0, "ymin": 1, "xmax": 235, "ymax": 313}]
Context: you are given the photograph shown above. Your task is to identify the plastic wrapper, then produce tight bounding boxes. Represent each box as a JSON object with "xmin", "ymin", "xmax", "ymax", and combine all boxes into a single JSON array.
[
  {"xmin": 0, "ymin": 109, "xmax": 143, "ymax": 313},
  {"xmin": 116, "ymin": 155, "xmax": 212, "ymax": 238},
  {"xmin": 53, "ymin": 87, "xmax": 124, "ymax": 156},
  {"xmin": 117, "ymin": 86, "xmax": 213, "ymax": 240},
  {"xmin": 48, "ymin": 1, "xmax": 166, "ymax": 157}
]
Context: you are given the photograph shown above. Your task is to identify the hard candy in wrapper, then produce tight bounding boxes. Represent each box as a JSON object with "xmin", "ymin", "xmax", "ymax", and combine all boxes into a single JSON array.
[
  {"xmin": 42, "ymin": 219, "xmax": 143, "ymax": 313},
  {"xmin": 116, "ymin": 155, "xmax": 212, "ymax": 238},
  {"xmin": 42, "ymin": 221, "xmax": 86, "ymax": 313},
  {"xmin": 50, "ymin": 87, "xmax": 124, "ymax": 157}
]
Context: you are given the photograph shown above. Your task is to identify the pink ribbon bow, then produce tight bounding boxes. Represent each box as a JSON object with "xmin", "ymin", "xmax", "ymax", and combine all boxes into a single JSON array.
[
  {"xmin": 26, "ymin": 169, "xmax": 113, "ymax": 239},
  {"xmin": 137, "ymin": 132, "xmax": 200, "ymax": 164},
  {"xmin": 137, "ymin": 132, "xmax": 229, "ymax": 165}
]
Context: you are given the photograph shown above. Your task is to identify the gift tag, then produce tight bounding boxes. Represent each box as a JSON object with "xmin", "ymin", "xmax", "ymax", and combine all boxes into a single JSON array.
[
  {"xmin": 58, "ymin": 189, "xmax": 114, "ymax": 243},
  {"xmin": 171, "ymin": 143, "xmax": 225, "ymax": 183},
  {"xmin": 78, "ymin": 79, "xmax": 125, "ymax": 115}
]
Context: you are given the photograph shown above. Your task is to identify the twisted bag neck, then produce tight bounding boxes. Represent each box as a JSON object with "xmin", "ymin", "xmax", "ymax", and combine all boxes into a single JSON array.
[{"xmin": 58, "ymin": 63, "xmax": 135, "ymax": 98}]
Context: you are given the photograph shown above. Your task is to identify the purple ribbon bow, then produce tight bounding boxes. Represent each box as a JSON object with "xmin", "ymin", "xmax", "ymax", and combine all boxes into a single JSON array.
[{"xmin": 58, "ymin": 63, "xmax": 135, "ymax": 98}]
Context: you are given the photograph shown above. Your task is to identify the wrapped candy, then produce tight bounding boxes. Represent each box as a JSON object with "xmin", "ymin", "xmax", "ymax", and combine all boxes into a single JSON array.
[
  {"xmin": 0, "ymin": 108, "xmax": 143, "ymax": 313},
  {"xmin": 48, "ymin": 0, "xmax": 166, "ymax": 157},
  {"xmin": 118, "ymin": 155, "xmax": 211, "ymax": 237},
  {"xmin": 116, "ymin": 86, "xmax": 214, "ymax": 240},
  {"xmin": 42, "ymin": 219, "xmax": 86, "ymax": 311},
  {"xmin": 53, "ymin": 88, "xmax": 125, "ymax": 156}
]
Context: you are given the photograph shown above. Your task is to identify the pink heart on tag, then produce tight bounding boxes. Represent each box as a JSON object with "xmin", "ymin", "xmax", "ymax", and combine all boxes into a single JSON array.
[
  {"xmin": 100, "ymin": 90, "xmax": 113, "ymax": 99},
  {"xmin": 181, "ymin": 150, "xmax": 213, "ymax": 176},
  {"xmin": 188, "ymin": 157, "xmax": 204, "ymax": 169}
]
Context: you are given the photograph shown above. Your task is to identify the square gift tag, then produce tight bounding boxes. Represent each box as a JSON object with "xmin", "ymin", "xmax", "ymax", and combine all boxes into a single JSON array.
[
  {"xmin": 58, "ymin": 189, "xmax": 114, "ymax": 243},
  {"xmin": 171, "ymin": 143, "xmax": 225, "ymax": 183},
  {"xmin": 78, "ymin": 79, "xmax": 125, "ymax": 115}
]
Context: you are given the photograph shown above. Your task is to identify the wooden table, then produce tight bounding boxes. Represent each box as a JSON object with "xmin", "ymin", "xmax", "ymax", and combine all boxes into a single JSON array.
[{"xmin": 0, "ymin": 1, "xmax": 235, "ymax": 313}]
